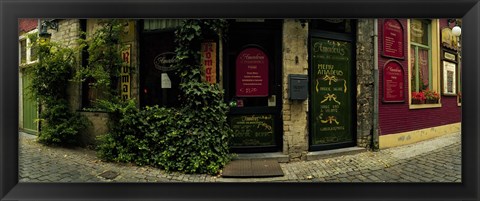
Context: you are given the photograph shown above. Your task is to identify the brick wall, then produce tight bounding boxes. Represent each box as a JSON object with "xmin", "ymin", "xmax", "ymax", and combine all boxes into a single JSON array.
[
  {"xmin": 378, "ymin": 19, "xmax": 461, "ymax": 136},
  {"xmin": 19, "ymin": 19, "xmax": 37, "ymax": 33}
]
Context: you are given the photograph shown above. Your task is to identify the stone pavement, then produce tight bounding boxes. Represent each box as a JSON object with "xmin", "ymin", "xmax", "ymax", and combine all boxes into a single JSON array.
[{"xmin": 19, "ymin": 131, "xmax": 461, "ymax": 183}]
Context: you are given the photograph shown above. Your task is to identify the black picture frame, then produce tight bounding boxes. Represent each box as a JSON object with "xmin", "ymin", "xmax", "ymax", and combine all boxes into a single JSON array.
[{"xmin": 1, "ymin": 1, "xmax": 479, "ymax": 201}]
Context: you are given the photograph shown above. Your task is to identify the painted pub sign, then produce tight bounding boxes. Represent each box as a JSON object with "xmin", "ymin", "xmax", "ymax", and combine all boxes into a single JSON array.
[
  {"xmin": 311, "ymin": 38, "xmax": 353, "ymax": 146},
  {"xmin": 382, "ymin": 19, "xmax": 404, "ymax": 59},
  {"xmin": 229, "ymin": 114, "xmax": 275, "ymax": 147},
  {"xmin": 383, "ymin": 60, "xmax": 405, "ymax": 103},
  {"xmin": 201, "ymin": 41, "xmax": 217, "ymax": 84},
  {"xmin": 236, "ymin": 47, "xmax": 269, "ymax": 97},
  {"xmin": 121, "ymin": 44, "xmax": 131, "ymax": 101}
]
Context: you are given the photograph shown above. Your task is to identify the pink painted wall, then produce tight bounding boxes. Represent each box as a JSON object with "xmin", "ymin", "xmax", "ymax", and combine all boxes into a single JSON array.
[{"xmin": 378, "ymin": 19, "xmax": 461, "ymax": 136}]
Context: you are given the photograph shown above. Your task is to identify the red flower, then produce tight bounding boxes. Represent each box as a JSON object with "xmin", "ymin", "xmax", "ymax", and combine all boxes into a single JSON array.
[{"xmin": 422, "ymin": 89, "xmax": 440, "ymax": 100}]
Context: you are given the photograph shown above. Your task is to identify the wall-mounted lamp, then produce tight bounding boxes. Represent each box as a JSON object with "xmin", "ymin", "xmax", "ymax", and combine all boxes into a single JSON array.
[
  {"xmin": 448, "ymin": 19, "xmax": 461, "ymax": 37},
  {"xmin": 39, "ymin": 19, "xmax": 58, "ymax": 38}
]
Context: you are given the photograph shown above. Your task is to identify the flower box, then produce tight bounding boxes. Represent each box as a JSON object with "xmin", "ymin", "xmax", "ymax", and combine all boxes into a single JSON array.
[
  {"xmin": 425, "ymin": 99, "xmax": 438, "ymax": 104},
  {"xmin": 411, "ymin": 99, "xmax": 425, "ymax": 104}
]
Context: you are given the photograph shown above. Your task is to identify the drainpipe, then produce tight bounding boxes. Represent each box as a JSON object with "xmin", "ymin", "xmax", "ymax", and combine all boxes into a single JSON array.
[{"xmin": 372, "ymin": 19, "xmax": 380, "ymax": 151}]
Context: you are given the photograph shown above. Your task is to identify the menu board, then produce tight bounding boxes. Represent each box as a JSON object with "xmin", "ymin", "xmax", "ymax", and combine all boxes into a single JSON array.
[
  {"xmin": 229, "ymin": 114, "xmax": 275, "ymax": 147},
  {"xmin": 236, "ymin": 47, "xmax": 269, "ymax": 97},
  {"xmin": 383, "ymin": 60, "xmax": 405, "ymax": 102},
  {"xmin": 383, "ymin": 19, "xmax": 404, "ymax": 59},
  {"xmin": 310, "ymin": 38, "xmax": 353, "ymax": 145}
]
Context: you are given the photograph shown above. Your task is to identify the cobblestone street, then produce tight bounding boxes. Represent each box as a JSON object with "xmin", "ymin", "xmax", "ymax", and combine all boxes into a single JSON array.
[{"xmin": 19, "ymin": 132, "xmax": 461, "ymax": 183}]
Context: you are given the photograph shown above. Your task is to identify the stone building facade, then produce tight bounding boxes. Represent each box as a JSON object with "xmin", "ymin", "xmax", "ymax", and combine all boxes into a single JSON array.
[
  {"xmin": 26, "ymin": 18, "xmax": 460, "ymax": 161},
  {"xmin": 31, "ymin": 19, "xmax": 376, "ymax": 160}
]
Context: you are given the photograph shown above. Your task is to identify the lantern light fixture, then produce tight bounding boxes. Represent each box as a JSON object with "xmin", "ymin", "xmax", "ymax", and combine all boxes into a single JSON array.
[{"xmin": 39, "ymin": 19, "xmax": 58, "ymax": 38}]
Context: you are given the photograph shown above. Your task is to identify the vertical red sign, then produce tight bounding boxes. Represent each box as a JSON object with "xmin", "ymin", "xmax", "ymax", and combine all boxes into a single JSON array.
[
  {"xmin": 383, "ymin": 60, "xmax": 405, "ymax": 102},
  {"xmin": 201, "ymin": 41, "xmax": 217, "ymax": 84},
  {"xmin": 383, "ymin": 19, "xmax": 404, "ymax": 59},
  {"xmin": 236, "ymin": 47, "xmax": 269, "ymax": 97}
]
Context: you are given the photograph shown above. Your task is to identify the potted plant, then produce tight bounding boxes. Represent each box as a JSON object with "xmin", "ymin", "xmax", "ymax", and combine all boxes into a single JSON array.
[
  {"xmin": 423, "ymin": 89, "xmax": 440, "ymax": 104},
  {"xmin": 411, "ymin": 91, "xmax": 426, "ymax": 104}
]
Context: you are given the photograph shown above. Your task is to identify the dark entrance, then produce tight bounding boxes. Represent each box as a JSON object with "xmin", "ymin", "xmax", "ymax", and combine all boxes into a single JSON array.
[
  {"xmin": 139, "ymin": 28, "xmax": 181, "ymax": 107},
  {"xmin": 224, "ymin": 19, "xmax": 283, "ymax": 153},
  {"xmin": 309, "ymin": 19, "xmax": 357, "ymax": 151}
]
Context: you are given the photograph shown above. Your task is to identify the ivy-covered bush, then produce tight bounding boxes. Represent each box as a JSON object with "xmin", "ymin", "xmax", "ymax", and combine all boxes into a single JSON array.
[
  {"xmin": 95, "ymin": 19, "xmax": 233, "ymax": 175},
  {"xmin": 24, "ymin": 39, "xmax": 89, "ymax": 146},
  {"xmin": 96, "ymin": 100, "xmax": 176, "ymax": 166}
]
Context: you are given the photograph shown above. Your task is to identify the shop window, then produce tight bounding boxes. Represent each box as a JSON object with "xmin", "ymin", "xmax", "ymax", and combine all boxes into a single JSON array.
[{"xmin": 408, "ymin": 19, "xmax": 441, "ymax": 108}]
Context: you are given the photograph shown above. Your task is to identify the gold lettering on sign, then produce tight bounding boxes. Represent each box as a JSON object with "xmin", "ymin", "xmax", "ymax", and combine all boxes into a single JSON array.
[
  {"xmin": 321, "ymin": 93, "xmax": 341, "ymax": 105},
  {"xmin": 320, "ymin": 116, "xmax": 340, "ymax": 125},
  {"xmin": 121, "ymin": 44, "xmax": 131, "ymax": 101},
  {"xmin": 201, "ymin": 42, "xmax": 217, "ymax": 84}
]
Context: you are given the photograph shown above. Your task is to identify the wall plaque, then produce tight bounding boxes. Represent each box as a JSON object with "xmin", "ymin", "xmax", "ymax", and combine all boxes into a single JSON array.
[
  {"xmin": 236, "ymin": 47, "xmax": 269, "ymax": 97},
  {"xmin": 443, "ymin": 61, "xmax": 457, "ymax": 95},
  {"xmin": 382, "ymin": 19, "xmax": 404, "ymax": 59},
  {"xmin": 443, "ymin": 51, "xmax": 456, "ymax": 61},
  {"xmin": 383, "ymin": 60, "xmax": 405, "ymax": 103}
]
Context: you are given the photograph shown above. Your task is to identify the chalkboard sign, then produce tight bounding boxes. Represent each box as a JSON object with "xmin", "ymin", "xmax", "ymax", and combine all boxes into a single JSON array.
[{"xmin": 229, "ymin": 114, "xmax": 275, "ymax": 147}]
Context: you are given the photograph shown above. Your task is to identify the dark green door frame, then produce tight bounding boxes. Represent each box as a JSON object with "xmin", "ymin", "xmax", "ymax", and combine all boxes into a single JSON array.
[{"xmin": 308, "ymin": 27, "xmax": 357, "ymax": 151}]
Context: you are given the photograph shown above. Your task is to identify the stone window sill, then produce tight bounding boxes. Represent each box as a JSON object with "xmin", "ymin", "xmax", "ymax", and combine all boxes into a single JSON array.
[{"xmin": 409, "ymin": 103, "xmax": 442, "ymax": 109}]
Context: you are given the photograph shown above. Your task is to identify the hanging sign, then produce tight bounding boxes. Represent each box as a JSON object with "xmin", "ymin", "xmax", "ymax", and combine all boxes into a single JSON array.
[
  {"xmin": 121, "ymin": 44, "xmax": 131, "ymax": 101},
  {"xmin": 201, "ymin": 41, "xmax": 217, "ymax": 84},
  {"xmin": 236, "ymin": 47, "xmax": 269, "ymax": 97},
  {"xmin": 383, "ymin": 60, "xmax": 405, "ymax": 103},
  {"xmin": 382, "ymin": 19, "xmax": 404, "ymax": 59},
  {"xmin": 441, "ymin": 28, "xmax": 459, "ymax": 50}
]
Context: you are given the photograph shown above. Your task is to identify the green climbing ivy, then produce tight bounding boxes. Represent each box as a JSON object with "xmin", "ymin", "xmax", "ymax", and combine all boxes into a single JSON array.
[
  {"xmin": 76, "ymin": 19, "xmax": 127, "ymax": 103},
  {"xmin": 95, "ymin": 19, "xmax": 234, "ymax": 175},
  {"xmin": 23, "ymin": 38, "xmax": 89, "ymax": 146}
]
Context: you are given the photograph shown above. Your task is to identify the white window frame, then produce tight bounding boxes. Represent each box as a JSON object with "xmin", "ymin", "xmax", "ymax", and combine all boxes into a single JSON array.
[{"xmin": 19, "ymin": 29, "xmax": 39, "ymax": 66}]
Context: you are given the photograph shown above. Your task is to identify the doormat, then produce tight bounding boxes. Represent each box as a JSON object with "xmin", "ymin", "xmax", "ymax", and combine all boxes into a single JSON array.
[{"xmin": 221, "ymin": 159, "xmax": 284, "ymax": 178}]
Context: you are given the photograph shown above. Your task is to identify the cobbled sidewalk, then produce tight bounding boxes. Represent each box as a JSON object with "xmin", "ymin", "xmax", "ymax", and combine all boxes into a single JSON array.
[{"xmin": 19, "ymin": 132, "xmax": 461, "ymax": 182}]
